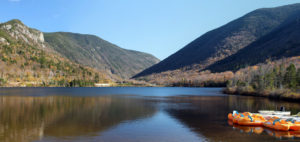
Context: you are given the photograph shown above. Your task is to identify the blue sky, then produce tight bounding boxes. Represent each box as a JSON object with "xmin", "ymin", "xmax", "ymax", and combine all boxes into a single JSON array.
[{"xmin": 1, "ymin": 0, "xmax": 300, "ymax": 60}]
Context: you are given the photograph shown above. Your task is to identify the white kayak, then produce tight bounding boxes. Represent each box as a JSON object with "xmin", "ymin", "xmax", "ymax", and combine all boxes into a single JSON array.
[{"xmin": 258, "ymin": 110, "xmax": 291, "ymax": 116}]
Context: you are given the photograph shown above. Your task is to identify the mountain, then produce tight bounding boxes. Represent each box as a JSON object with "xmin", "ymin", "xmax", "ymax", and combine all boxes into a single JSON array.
[
  {"xmin": 44, "ymin": 32, "xmax": 159, "ymax": 79},
  {"xmin": 207, "ymin": 11, "xmax": 300, "ymax": 72},
  {"xmin": 0, "ymin": 19, "xmax": 111, "ymax": 86},
  {"xmin": 134, "ymin": 3, "xmax": 300, "ymax": 78}
]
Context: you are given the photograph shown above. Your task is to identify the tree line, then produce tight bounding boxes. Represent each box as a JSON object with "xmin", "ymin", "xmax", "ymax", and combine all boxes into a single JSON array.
[{"xmin": 225, "ymin": 57, "xmax": 300, "ymax": 99}]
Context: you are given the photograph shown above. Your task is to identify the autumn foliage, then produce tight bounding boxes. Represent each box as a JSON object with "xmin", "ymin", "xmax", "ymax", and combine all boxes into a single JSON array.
[{"xmin": 0, "ymin": 42, "xmax": 111, "ymax": 87}]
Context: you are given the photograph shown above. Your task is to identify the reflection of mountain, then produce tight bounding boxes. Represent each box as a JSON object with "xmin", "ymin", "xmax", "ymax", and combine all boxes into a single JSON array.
[
  {"xmin": 0, "ymin": 96, "xmax": 156, "ymax": 142},
  {"xmin": 164, "ymin": 96, "xmax": 300, "ymax": 142}
]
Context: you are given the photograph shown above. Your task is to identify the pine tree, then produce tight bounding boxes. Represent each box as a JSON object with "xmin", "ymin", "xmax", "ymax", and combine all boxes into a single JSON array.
[
  {"xmin": 273, "ymin": 67, "xmax": 280, "ymax": 88},
  {"xmin": 265, "ymin": 70, "xmax": 276, "ymax": 89},
  {"xmin": 284, "ymin": 64, "xmax": 297, "ymax": 89},
  {"xmin": 297, "ymin": 68, "xmax": 300, "ymax": 87},
  {"xmin": 255, "ymin": 74, "xmax": 265, "ymax": 90},
  {"xmin": 278, "ymin": 64, "xmax": 285, "ymax": 89},
  {"xmin": 94, "ymin": 74, "xmax": 100, "ymax": 83}
]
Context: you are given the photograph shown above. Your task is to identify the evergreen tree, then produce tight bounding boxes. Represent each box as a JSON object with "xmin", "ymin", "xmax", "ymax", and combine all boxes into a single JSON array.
[
  {"xmin": 297, "ymin": 68, "xmax": 300, "ymax": 87},
  {"xmin": 284, "ymin": 64, "xmax": 297, "ymax": 89},
  {"xmin": 0, "ymin": 78, "xmax": 6, "ymax": 86},
  {"xmin": 94, "ymin": 74, "xmax": 100, "ymax": 83},
  {"xmin": 253, "ymin": 74, "xmax": 265, "ymax": 90},
  {"xmin": 265, "ymin": 70, "xmax": 276, "ymax": 89},
  {"xmin": 273, "ymin": 67, "xmax": 280, "ymax": 88},
  {"xmin": 278, "ymin": 64, "xmax": 285, "ymax": 89}
]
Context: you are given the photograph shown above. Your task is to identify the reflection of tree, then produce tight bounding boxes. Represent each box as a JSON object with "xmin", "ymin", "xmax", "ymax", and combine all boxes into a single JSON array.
[
  {"xmin": 227, "ymin": 95, "xmax": 300, "ymax": 114},
  {"xmin": 165, "ymin": 96, "xmax": 300, "ymax": 142},
  {"xmin": 0, "ymin": 96, "xmax": 156, "ymax": 142}
]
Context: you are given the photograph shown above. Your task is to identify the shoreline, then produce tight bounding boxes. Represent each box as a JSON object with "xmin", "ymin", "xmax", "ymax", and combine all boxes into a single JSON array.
[{"xmin": 223, "ymin": 87, "xmax": 300, "ymax": 102}]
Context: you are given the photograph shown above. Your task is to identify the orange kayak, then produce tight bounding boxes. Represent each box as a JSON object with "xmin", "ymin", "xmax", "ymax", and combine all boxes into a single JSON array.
[
  {"xmin": 290, "ymin": 123, "xmax": 300, "ymax": 131},
  {"xmin": 264, "ymin": 119, "xmax": 291, "ymax": 131},
  {"xmin": 228, "ymin": 111, "xmax": 251, "ymax": 122},
  {"xmin": 228, "ymin": 113, "xmax": 233, "ymax": 120},
  {"xmin": 234, "ymin": 113, "xmax": 266, "ymax": 126},
  {"xmin": 228, "ymin": 110, "xmax": 240, "ymax": 120},
  {"xmin": 233, "ymin": 113, "xmax": 247, "ymax": 124},
  {"xmin": 228, "ymin": 120, "xmax": 233, "ymax": 126},
  {"xmin": 228, "ymin": 111, "xmax": 300, "ymax": 132},
  {"xmin": 286, "ymin": 119, "xmax": 300, "ymax": 131},
  {"xmin": 233, "ymin": 116, "xmax": 240, "ymax": 124},
  {"xmin": 238, "ymin": 116, "xmax": 265, "ymax": 126}
]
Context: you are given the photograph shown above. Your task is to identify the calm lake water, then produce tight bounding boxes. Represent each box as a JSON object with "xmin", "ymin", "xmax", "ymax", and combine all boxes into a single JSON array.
[{"xmin": 0, "ymin": 87, "xmax": 300, "ymax": 142}]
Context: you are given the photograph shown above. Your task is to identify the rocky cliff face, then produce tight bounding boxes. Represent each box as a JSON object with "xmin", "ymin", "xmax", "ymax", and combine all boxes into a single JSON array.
[
  {"xmin": 0, "ymin": 19, "xmax": 112, "ymax": 86},
  {"xmin": 0, "ymin": 37, "xmax": 8, "ymax": 45},
  {"xmin": 0, "ymin": 19, "xmax": 45, "ymax": 47}
]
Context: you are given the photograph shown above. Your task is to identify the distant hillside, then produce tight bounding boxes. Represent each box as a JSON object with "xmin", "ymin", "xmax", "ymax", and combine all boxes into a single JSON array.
[
  {"xmin": 207, "ymin": 11, "xmax": 300, "ymax": 72},
  {"xmin": 44, "ymin": 32, "xmax": 159, "ymax": 79},
  {"xmin": 134, "ymin": 3, "xmax": 300, "ymax": 78},
  {"xmin": 0, "ymin": 20, "xmax": 111, "ymax": 87}
]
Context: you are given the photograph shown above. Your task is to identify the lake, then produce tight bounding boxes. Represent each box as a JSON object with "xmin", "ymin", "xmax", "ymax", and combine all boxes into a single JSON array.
[{"xmin": 0, "ymin": 87, "xmax": 300, "ymax": 142}]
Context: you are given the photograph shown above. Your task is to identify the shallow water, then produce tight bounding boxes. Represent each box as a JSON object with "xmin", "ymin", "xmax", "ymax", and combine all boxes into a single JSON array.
[{"xmin": 0, "ymin": 87, "xmax": 300, "ymax": 142}]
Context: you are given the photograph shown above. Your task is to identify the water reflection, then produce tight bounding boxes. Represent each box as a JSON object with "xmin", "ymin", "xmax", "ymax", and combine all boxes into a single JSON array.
[
  {"xmin": 164, "ymin": 95, "xmax": 300, "ymax": 141},
  {"xmin": 0, "ymin": 88, "xmax": 300, "ymax": 142},
  {"xmin": 91, "ymin": 111, "xmax": 204, "ymax": 142},
  {"xmin": 0, "ymin": 96, "xmax": 155, "ymax": 142},
  {"xmin": 265, "ymin": 128, "xmax": 300, "ymax": 139},
  {"xmin": 231, "ymin": 123, "xmax": 264, "ymax": 135},
  {"xmin": 227, "ymin": 95, "xmax": 300, "ymax": 114},
  {"xmin": 228, "ymin": 120, "xmax": 300, "ymax": 139}
]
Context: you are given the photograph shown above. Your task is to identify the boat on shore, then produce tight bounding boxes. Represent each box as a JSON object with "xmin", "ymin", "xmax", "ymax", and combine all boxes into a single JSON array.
[
  {"xmin": 263, "ymin": 118, "xmax": 290, "ymax": 131},
  {"xmin": 258, "ymin": 110, "xmax": 291, "ymax": 116},
  {"xmin": 228, "ymin": 110, "xmax": 300, "ymax": 131}
]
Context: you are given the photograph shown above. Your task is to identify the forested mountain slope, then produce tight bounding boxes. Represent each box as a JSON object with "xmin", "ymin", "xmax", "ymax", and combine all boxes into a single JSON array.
[
  {"xmin": 207, "ymin": 11, "xmax": 300, "ymax": 72},
  {"xmin": 44, "ymin": 32, "xmax": 159, "ymax": 79},
  {"xmin": 134, "ymin": 3, "xmax": 300, "ymax": 78},
  {"xmin": 0, "ymin": 20, "xmax": 111, "ymax": 86}
]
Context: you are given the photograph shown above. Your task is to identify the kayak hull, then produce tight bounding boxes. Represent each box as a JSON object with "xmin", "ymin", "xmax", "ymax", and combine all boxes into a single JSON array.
[
  {"xmin": 290, "ymin": 124, "xmax": 300, "ymax": 131},
  {"xmin": 228, "ymin": 113, "xmax": 233, "ymax": 120},
  {"xmin": 233, "ymin": 117, "xmax": 239, "ymax": 124},
  {"xmin": 237, "ymin": 117, "xmax": 265, "ymax": 126},
  {"xmin": 238, "ymin": 121, "xmax": 264, "ymax": 126},
  {"xmin": 264, "ymin": 121, "xmax": 290, "ymax": 131}
]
